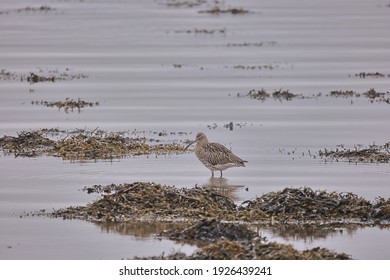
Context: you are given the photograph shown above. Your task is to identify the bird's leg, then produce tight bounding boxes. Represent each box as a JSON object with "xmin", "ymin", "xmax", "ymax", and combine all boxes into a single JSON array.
[
  {"xmin": 211, "ymin": 171, "xmax": 214, "ymax": 177},
  {"xmin": 220, "ymin": 170, "xmax": 223, "ymax": 177}
]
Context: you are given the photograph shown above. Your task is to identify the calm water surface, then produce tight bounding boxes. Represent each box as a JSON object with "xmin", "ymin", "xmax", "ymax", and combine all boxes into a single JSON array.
[{"xmin": 0, "ymin": 0, "xmax": 389, "ymax": 259}]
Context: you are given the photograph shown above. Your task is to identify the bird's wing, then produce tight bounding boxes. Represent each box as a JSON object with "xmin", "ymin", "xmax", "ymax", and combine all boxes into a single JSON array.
[{"xmin": 205, "ymin": 142, "xmax": 245, "ymax": 165}]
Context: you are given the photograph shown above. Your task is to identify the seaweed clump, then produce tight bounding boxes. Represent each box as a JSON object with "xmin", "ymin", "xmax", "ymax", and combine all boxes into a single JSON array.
[
  {"xmin": 31, "ymin": 98, "xmax": 99, "ymax": 113},
  {"xmin": 272, "ymin": 89, "xmax": 300, "ymax": 100},
  {"xmin": 199, "ymin": 6, "xmax": 249, "ymax": 14},
  {"xmin": 52, "ymin": 182, "xmax": 237, "ymax": 222},
  {"xmin": 240, "ymin": 187, "xmax": 372, "ymax": 222},
  {"xmin": 354, "ymin": 72, "xmax": 388, "ymax": 78},
  {"xmin": 0, "ymin": 69, "xmax": 19, "ymax": 81},
  {"xmin": 239, "ymin": 88, "xmax": 302, "ymax": 102},
  {"xmin": 162, "ymin": 0, "xmax": 207, "ymax": 8},
  {"xmin": 373, "ymin": 197, "xmax": 390, "ymax": 220},
  {"xmin": 363, "ymin": 88, "xmax": 390, "ymax": 104},
  {"xmin": 0, "ymin": 69, "xmax": 88, "ymax": 83},
  {"xmin": 328, "ymin": 90, "xmax": 357, "ymax": 97},
  {"xmin": 26, "ymin": 70, "xmax": 88, "ymax": 84},
  {"xmin": 45, "ymin": 183, "xmax": 390, "ymax": 259},
  {"xmin": 319, "ymin": 143, "xmax": 390, "ymax": 163},
  {"xmin": 245, "ymin": 89, "xmax": 270, "ymax": 101},
  {"xmin": 49, "ymin": 183, "xmax": 390, "ymax": 224},
  {"xmin": 27, "ymin": 72, "xmax": 56, "ymax": 83},
  {"xmin": 327, "ymin": 88, "xmax": 390, "ymax": 103},
  {"xmin": 0, "ymin": 129, "xmax": 188, "ymax": 161},
  {"xmin": 173, "ymin": 28, "xmax": 226, "ymax": 34},
  {"xmin": 0, "ymin": 131, "xmax": 54, "ymax": 157},
  {"xmin": 0, "ymin": 6, "xmax": 54, "ymax": 15}
]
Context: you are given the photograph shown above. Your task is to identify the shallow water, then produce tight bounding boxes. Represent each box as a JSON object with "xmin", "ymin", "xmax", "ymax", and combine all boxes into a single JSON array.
[{"xmin": 1, "ymin": 0, "xmax": 390, "ymax": 259}]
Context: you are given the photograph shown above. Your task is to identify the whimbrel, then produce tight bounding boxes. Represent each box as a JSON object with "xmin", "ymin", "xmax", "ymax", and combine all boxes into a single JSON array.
[{"xmin": 185, "ymin": 132, "xmax": 247, "ymax": 177}]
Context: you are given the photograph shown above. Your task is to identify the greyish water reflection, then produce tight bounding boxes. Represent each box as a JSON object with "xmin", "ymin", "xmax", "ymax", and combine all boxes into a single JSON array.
[{"xmin": 94, "ymin": 221, "xmax": 175, "ymax": 239}]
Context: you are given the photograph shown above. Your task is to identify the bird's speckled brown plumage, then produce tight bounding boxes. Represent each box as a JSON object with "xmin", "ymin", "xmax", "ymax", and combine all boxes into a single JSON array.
[{"xmin": 185, "ymin": 132, "xmax": 247, "ymax": 177}]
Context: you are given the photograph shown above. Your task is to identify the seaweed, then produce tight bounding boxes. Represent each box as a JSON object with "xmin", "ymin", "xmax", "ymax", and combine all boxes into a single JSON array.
[
  {"xmin": 31, "ymin": 98, "xmax": 99, "ymax": 113},
  {"xmin": 239, "ymin": 89, "xmax": 302, "ymax": 101},
  {"xmin": 38, "ymin": 182, "xmax": 390, "ymax": 260},
  {"xmin": 319, "ymin": 143, "xmax": 390, "ymax": 163},
  {"xmin": 199, "ymin": 6, "xmax": 250, "ymax": 15},
  {"xmin": 49, "ymin": 183, "xmax": 390, "ymax": 224},
  {"xmin": 0, "ymin": 129, "xmax": 188, "ymax": 161}
]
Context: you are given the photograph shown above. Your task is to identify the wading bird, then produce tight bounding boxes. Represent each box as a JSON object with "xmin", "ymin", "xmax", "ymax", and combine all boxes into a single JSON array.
[{"xmin": 185, "ymin": 132, "xmax": 247, "ymax": 177}]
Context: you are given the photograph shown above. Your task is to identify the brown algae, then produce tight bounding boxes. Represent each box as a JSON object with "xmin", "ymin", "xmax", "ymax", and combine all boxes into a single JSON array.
[
  {"xmin": 162, "ymin": 0, "xmax": 207, "ymax": 8},
  {"xmin": 172, "ymin": 28, "xmax": 226, "ymax": 34},
  {"xmin": 51, "ymin": 182, "xmax": 237, "ymax": 222},
  {"xmin": 0, "ymin": 68, "xmax": 88, "ymax": 83},
  {"xmin": 238, "ymin": 88, "xmax": 390, "ymax": 103},
  {"xmin": 319, "ymin": 143, "xmax": 390, "ymax": 163},
  {"xmin": 199, "ymin": 6, "xmax": 250, "ymax": 15},
  {"xmin": 239, "ymin": 89, "xmax": 302, "ymax": 101},
  {"xmin": 0, "ymin": 6, "xmax": 55, "ymax": 15},
  {"xmin": 31, "ymin": 98, "xmax": 99, "ymax": 113},
  {"xmin": 27, "ymin": 70, "xmax": 88, "ymax": 84},
  {"xmin": 354, "ymin": 72, "xmax": 389, "ymax": 78},
  {"xmin": 50, "ymin": 182, "xmax": 390, "ymax": 224},
  {"xmin": 0, "ymin": 129, "xmax": 188, "ymax": 161},
  {"xmin": 41, "ymin": 182, "xmax": 390, "ymax": 259}
]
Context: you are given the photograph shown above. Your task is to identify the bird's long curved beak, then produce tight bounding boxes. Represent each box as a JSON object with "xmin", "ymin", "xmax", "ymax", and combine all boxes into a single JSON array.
[{"xmin": 184, "ymin": 140, "xmax": 196, "ymax": 151}]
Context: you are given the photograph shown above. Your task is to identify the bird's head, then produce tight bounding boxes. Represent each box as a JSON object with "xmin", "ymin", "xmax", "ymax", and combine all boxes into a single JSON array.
[{"xmin": 184, "ymin": 132, "xmax": 208, "ymax": 150}]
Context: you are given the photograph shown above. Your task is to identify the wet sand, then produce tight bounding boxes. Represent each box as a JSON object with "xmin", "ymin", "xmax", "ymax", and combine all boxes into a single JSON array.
[{"xmin": 1, "ymin": 0, "xmax": 390, "ymax": 259}]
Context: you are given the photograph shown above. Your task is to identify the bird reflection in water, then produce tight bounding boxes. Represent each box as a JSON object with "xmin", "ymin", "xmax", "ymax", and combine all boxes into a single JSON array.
[{"xmin": 202, "ymin": 176, "xmax": 245, "ymax": 201}]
